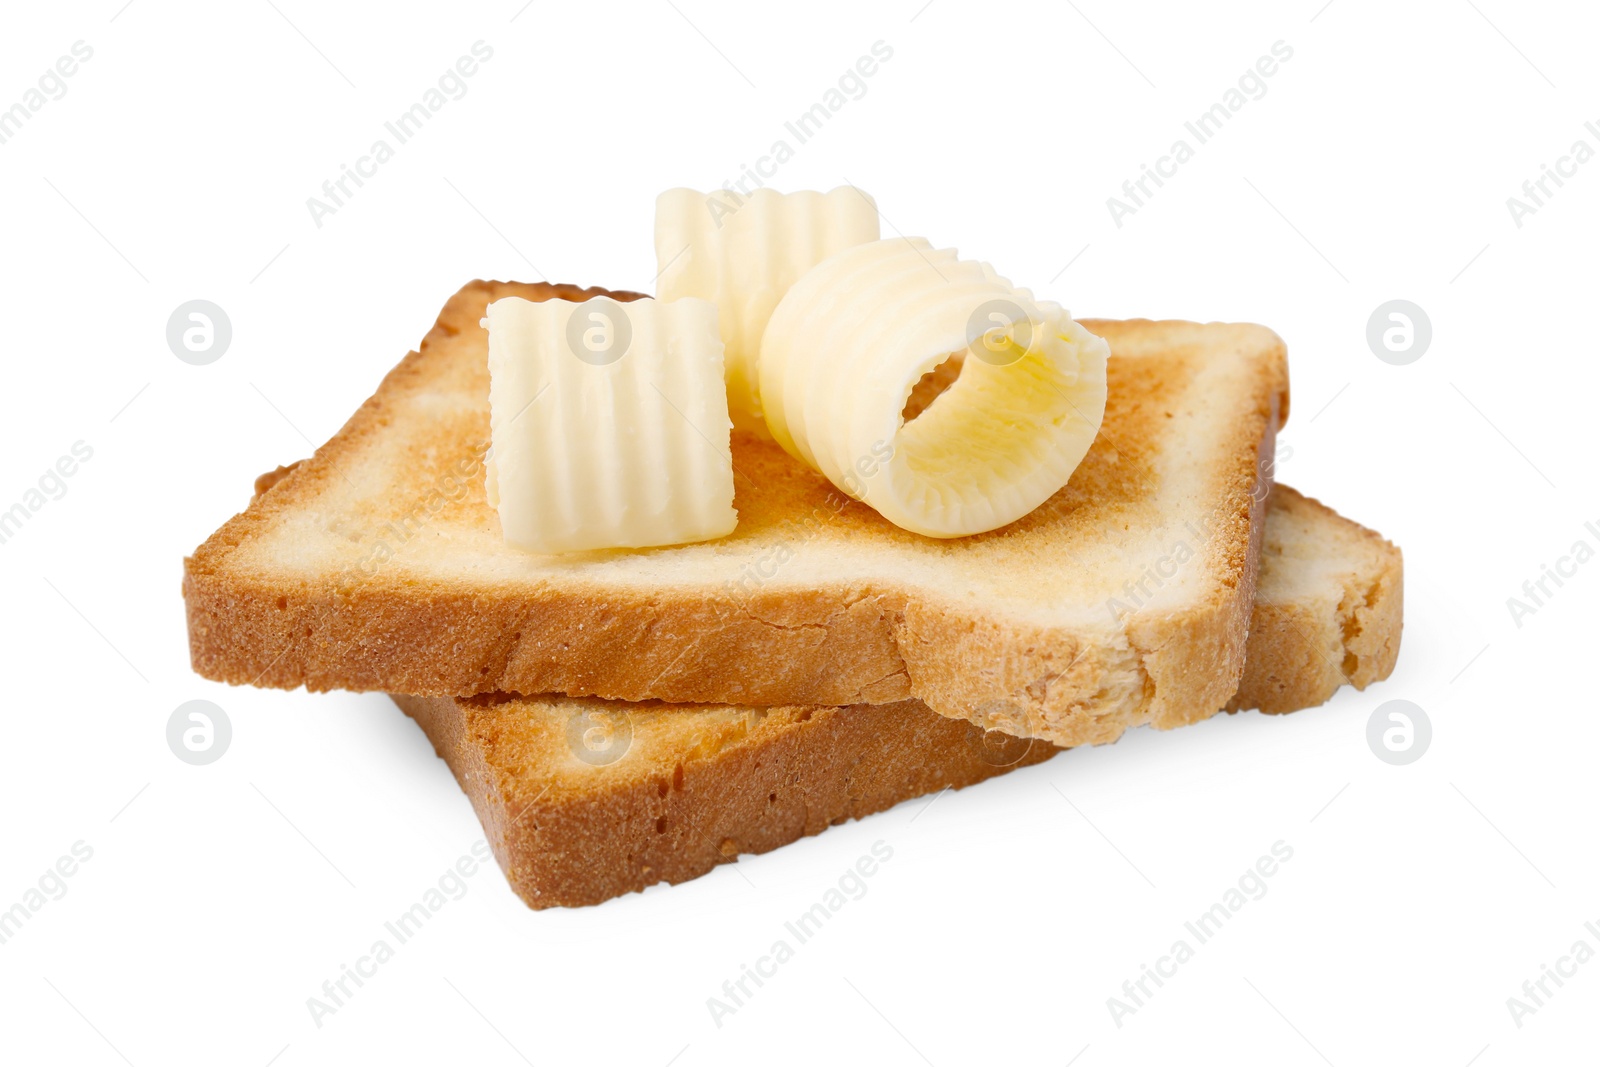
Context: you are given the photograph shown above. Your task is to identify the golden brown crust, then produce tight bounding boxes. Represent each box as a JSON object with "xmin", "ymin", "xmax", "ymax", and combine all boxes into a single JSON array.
[
  {"xmin": 393, "ymin": 484, "xmax": 1400, "ymax": 910},
  {"xmin": 395, "ymin": 693, "xmax": 1055, "ymax": 909},
  {"xmin": 252, "ymin": 462, "xmax": 303, "ymax": 498},
  {"xmin": 1226, "ymin": 486, "xmax": 1403, "ymax": 714},
  {"xmin": 184, "ymin": 283, "xmax": 1288, "ymax": 747}
]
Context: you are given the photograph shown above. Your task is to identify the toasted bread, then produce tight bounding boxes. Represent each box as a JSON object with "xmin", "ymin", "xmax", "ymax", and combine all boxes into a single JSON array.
[
  {"xmin": 185, "ymin": 281, "xmax": 1289, "ymax": 746},
  {"xmin": 394, "ymin": 483, "xmax": 1401, "ymax": 909},
  {"xmin": 1226, "ymin": 486, "xmax": 1403, "ymax": 713}
]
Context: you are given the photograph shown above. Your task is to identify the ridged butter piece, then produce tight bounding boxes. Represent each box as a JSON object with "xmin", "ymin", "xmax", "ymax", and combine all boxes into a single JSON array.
[
  {"xmin": 654, "ymin": 187, "xmax": 881, "ymax": 432},
  {"xmin": 484, "ymin": 295, "xmax": 736, "ymax": 553},
  {"xmin": 759, "ymin": 238, "xmax": 1110, "ymax": 539}
]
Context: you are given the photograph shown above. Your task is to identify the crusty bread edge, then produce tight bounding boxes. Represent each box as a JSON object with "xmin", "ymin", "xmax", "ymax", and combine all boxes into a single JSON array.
[
  {"xmin": 396, "ymin": 695, "xmax": 1056, "ymax": 909},
  {"xmin": 1226, "ymin": 487, "xmax": 1403, "ymax": 714}
]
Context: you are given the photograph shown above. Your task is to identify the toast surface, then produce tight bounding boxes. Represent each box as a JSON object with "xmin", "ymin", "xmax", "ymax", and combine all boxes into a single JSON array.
[
  {"xmin": 396, "ymin": 483, "xmax": 1401, "ymax": 910},
  {"xmin": 186, "ymin": 281, "xmax": 1289, "ymax": 746}
]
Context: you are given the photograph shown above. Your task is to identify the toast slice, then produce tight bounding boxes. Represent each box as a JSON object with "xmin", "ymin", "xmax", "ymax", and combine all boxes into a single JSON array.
[
  {"xmin": 185, "ymin": 281, "xmax": 1289, "ymax": 747},
  {"xmin": 395, "ymin": 484, "xmax": 1402, "ymax": 910},
  {"xmin": 1226, "ymin": 485, "xmax": 1404, "ymax": 713}
]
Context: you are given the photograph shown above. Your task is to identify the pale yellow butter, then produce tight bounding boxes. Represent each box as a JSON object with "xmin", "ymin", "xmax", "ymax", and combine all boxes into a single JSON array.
[
  {"xmin": 484, "ymin": 295, "xmax": 737, "ymax": 553},
  {"xmin": 760, "ymin": 238, "xmax": 1109, "ymax": 539},
  {"xmin": 654, "ymin": 187, "xmax": 880, "ymax": 433}
]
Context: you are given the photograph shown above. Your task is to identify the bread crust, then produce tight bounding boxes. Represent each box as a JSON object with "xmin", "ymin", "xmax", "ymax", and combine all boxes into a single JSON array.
[
  {"xmin": 394, "ymin": 484, "xmax": 1400, "ymax": 910},
  {"xmin": 1225, "ymin": 486, "xmax": 1403, "ymax": 714},
  {"xmin": 395, "ymin": 693, "xmax": 1057, "ymax": 910},
  {"xmin": 185, "ymin": 282, "xmax": 1289, "ymax": 747}
]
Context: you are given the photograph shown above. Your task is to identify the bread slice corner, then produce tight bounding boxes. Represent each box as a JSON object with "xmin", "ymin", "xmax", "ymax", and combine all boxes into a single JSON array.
[{"xmin": 1226, "ymin": 486, "xmax": 1402, "ymax": 714}]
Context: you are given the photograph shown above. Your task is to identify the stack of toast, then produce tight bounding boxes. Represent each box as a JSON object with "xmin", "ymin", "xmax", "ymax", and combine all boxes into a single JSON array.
[{"xmin": 184, "ymin": 281, "xmax": 1402, "ymax": 909}]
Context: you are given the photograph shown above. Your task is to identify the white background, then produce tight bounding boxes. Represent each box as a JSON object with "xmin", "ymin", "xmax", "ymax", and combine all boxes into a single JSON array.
[{"xmin": 1, "ymin": 1, "xmax": 1596, "ymax": 1063}]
